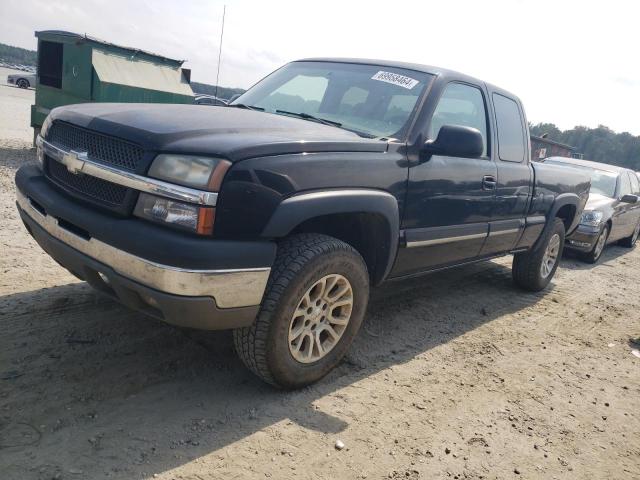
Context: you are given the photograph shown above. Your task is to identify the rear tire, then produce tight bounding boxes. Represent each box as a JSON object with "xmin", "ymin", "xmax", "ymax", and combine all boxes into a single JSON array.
[
  {"xmin": 619, "ymin": 220, "xmax": 640, "ymax": 248},
  {"xmin": 581, "ymin": 224, "xmax": 609, "ymax": 263},
  {"xmin": 233, "ymin": 233, "xmax": 370, "ymax": 389},
  {"xmin": 16, "ymin": 79, "xmax": 29, "ymax": 89},
  {"xmin": 513, "ymin": 218, "xmax": 565, "ymax": 291}
]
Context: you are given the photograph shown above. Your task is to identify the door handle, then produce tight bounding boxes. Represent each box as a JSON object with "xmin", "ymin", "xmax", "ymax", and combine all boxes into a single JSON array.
[{"xmin": 482, "ymin": 175, "xmax": 497, "ymax": 191}]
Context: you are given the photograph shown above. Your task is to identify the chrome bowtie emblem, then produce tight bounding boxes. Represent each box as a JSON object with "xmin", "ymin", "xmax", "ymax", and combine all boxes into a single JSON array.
[{"xmin": 63, "ymin": 150, "xmax": 88, "ymax": 175}]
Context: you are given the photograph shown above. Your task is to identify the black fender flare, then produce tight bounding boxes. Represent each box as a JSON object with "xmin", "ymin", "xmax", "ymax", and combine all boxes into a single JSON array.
[
  {"xmin": 261, "ymin": 189, "xmax": 400, "ymax": 283},
  {"xmin": 544, "ymin": 193, "xmax": 582, "ymax": 239}
]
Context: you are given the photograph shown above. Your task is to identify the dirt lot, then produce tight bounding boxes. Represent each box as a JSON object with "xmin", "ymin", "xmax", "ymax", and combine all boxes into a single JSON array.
[{"xmin": 0, "ymin": 85, "xmax": 639, "ymax": 480}]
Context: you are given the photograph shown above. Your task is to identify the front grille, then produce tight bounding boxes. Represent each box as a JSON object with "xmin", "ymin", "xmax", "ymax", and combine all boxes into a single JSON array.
[
  {"xmin": 47, "ymin": 121, "xmax": 143, "ymax": 171},
  {"xmin": 48, "ymin": 158, "xmax": 128, "ymax": 207}
]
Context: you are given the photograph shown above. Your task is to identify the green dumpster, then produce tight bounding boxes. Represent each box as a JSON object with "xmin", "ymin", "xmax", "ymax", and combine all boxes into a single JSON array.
[{"xmin": 31, "ymin": 30, "xmax": 194, "ymax": 142}]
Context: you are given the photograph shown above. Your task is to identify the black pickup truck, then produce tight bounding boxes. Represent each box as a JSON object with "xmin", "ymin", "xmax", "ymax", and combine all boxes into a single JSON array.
[{"xmin": 15, "ymin": 59, "xmax": 590, "ymax": 388}]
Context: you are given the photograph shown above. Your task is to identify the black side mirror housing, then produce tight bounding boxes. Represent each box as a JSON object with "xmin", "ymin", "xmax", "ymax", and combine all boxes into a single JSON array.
[
  {"xmin": 421, "ymin": 125, "xmax": 484, "ymax": 161},
  {"xmin": 621, "ymin": 194, "xmax": 639, "ymax": 204}
]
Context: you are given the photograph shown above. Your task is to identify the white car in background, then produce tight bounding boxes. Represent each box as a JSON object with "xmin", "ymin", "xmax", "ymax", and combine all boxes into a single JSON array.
[{"xmin": 7, "ymin": 73, "xmax": 36, "ymax": 89}]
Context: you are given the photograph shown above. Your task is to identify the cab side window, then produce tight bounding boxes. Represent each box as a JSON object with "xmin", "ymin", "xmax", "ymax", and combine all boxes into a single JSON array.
[
  {"xmin": 493, "ymin": 93, "xmax": 526, "ymax": 163},
  {"xmin": 429, "ymin": 83, "xmax": 488, "ymax": 157}
]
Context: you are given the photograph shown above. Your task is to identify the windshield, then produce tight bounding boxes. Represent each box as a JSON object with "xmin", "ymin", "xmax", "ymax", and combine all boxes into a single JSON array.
[
  {"xmin": 233, "ymin": 61, "xmax": 433, "ymax": 139},
  {"xmin": 547, "ymin": 161, "xmax": 618, "ymax": 197}
]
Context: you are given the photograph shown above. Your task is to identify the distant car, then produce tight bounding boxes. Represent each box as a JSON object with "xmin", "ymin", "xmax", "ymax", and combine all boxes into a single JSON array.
[
  {"xmin": 545, "ymin": 157, "xmax": 640, "ymax": 263},
  {"xmin": 194, "ymin": 94, "xmax": 228, "ymax": 106},
  {"xmin": 7, "ymin": 73, "xmax": 35, "ymax": 89}
]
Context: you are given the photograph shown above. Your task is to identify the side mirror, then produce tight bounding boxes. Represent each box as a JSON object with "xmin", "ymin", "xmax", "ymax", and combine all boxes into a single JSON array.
[
  {"xmin": 621, "ymin": 194, "xmax": 639, "ymax": 204},
  {"xmin": 421, "ymin": 125, "xmax": 484, "ymax": 161}
]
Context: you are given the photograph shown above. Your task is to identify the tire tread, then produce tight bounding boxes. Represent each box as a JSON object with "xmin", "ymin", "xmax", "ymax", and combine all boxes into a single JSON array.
[
  {"xmin": 233, "ymin": 233, "xmax": 363, "ymax": 387},
  {"xmin": 513, "ymin": 218, "xmax": 565, "ymax": 291}
]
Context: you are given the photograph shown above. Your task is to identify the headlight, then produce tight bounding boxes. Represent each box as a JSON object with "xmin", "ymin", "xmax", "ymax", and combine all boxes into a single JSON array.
[
  {"xmin": 134, "ymin": 193, "xmax": 215, "ymax": 235},
  {"xmin": 580, "ymin": 210, "xmax": 604, "ymax": 227},
  {"xmin": 148, "ymin": 154, "xmax": 231, "ymax": 190}
]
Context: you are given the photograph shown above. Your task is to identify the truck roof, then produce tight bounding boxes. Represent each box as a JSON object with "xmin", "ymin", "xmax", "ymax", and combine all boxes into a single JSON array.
[{"xmin": 295, "ymin": 57, "xmax": 518, "ymax": 100}]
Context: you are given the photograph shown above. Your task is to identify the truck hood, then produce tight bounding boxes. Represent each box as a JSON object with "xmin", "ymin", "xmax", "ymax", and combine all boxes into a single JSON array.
[{"xmin": 48, "ymin": 103, "xmax": 388, "ymax": 161}]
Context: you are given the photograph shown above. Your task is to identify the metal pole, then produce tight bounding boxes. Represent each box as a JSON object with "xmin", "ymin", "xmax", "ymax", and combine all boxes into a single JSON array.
[{"xmin": 215, "ymin": 5, "xmax": 226, "ymax": 100}]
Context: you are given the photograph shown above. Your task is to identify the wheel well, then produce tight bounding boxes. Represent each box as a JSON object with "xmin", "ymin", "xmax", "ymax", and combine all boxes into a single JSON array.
[
  {"xmin": 291, "ymin": 212, "xmax": 391, "ymax": 285},
  {"xmin": 555, "ymin": 204, "xmax": 577, "ymax": 231}
]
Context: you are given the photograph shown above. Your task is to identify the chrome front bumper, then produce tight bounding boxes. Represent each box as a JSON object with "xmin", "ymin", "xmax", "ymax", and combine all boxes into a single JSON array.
[{"xmin": 17, "ymin": 189, "xmax": 270, "ymax": 310}]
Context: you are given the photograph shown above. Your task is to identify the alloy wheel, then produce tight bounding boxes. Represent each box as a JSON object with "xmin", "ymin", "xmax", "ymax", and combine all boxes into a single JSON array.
[
  {"xmin": 540, "ymin": 233, "xmax": 561, "ymax": 279},
  {"xmin": 288, "ymin": 274, "xmax": 353, "ymax": 364}
]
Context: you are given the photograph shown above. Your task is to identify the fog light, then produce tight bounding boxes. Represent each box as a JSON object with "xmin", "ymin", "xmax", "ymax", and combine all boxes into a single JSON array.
[
  {"xmin": 133, "ymin": 192, "xmax": 215, "ymax": 235},
  {"xmin": 568, "ymin": 240, "xmax": 590, "ymax": 248}
]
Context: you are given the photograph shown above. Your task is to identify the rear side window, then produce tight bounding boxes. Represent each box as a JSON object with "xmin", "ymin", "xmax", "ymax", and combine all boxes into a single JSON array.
[
  {"xmin": 38, "ymin": 40, "xmax": 63, "ymax": 89},
  {"xmin": 493, "ymin": 93, "xmax": 525, "ymax": 162},
  {"xmin": 628, "ymin": 172, "xmax": 640, "ymax": 194},
  {"xmin": 429, "ymin": 83, "xmax": 488, "ymax": 157}
]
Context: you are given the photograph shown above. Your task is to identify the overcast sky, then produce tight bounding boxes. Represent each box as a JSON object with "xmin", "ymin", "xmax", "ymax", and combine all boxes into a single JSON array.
[{"xmin": 1, "ymin": 0, "xmax": 639, "ymax": 134}]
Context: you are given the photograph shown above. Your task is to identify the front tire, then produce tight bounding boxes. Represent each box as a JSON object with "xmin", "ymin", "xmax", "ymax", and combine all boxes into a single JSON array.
[
  {"xmin": 233, "ymin": 234, "xmax": 370, "ymax": 389},
  {"xmin": 513, "ymin": 218, "xmax": 565, "ymax": 291},
  {"xmin": 581, "ymin": 224, "xmax": 609, "ymax": 263}
]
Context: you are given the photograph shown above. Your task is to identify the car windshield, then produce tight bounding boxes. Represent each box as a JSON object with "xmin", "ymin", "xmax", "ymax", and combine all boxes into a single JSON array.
[
  {"xmin": 547, "ymin": 161, "xmax": 618, "ymax": 197},
  {"xmin": 587, "ymin": 169, "xmax": 619, "ymax": 197},
  {"xmin": 233, "ymin": 61, "xmax": 434, "ymax": 139}
]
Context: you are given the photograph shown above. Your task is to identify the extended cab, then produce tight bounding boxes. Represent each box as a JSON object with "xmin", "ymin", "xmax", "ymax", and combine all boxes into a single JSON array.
[{"xmin": 15, "ymin": 59, "xmax": 590, "ymax": 388}]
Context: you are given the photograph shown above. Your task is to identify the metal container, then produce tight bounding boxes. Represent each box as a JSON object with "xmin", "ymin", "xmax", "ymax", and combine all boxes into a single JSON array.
[{"xmin": 31, "ymin": 30, "xmax": 194, "ymax": 142}]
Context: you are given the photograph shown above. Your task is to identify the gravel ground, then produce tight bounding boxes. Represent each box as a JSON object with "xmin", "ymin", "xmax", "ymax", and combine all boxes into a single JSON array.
[{"xmin": 0, "ymin": 86, "xmax": 639, "ymax": 480}]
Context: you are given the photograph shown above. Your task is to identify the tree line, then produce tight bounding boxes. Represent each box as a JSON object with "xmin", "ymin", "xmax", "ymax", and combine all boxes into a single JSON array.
[
  {"xmin": 190, "ymin": 82, "xmax": 245, "ymax": 100},
  {"xmin": 0, "ymin": 42, "xmax": 37, "ymax": 66},
  {"xmin": 530, "ymin": 123, "xmax": 640, "ymax": 171}
]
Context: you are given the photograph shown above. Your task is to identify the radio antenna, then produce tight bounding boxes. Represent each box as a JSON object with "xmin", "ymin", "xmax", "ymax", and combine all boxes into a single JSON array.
[{"xmin": 214, "ymin": 4, "xmax": 226, "ymax": 100}]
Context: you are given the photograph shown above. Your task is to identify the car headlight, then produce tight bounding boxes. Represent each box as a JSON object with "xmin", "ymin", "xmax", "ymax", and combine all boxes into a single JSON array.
[
  {"xmin": 580, "ymin": 210, "xmax": 604, "ymax": 227},
  {"xmin": 134, "ymin": 193, "xmax": 215, "ymax": 235},
  {"xmin": 148, "ymin": 154, "xmax": 231, "ymax": 190}
]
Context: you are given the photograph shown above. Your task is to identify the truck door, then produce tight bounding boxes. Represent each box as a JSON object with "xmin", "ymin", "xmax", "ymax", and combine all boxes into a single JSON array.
[
  {"xmin": 392, "ymin": 82, "xmax": 496, "ymax": 276},
  {"xmin": 480, "ymin": 93, "xmax": 531, "ymax": 256}
]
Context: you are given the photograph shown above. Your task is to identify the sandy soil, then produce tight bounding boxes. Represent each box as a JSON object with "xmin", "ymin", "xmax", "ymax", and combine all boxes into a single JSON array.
[{"xmin": 0, "ymin": 86, "xmax": 639, "ymax": 480}]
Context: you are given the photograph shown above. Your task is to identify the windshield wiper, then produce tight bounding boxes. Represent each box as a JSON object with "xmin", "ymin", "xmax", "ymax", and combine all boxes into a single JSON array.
[
  {"xmin": 229, "ymin": 103, "xmax": 264, "ymax": 111},
  {"xmin": 275, "ymin": 110, "xmax": 342, "ymax": 128},
  {"xmin": 274, "ymin": 109, "xmax": 380, "ymax": 139}
]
